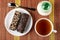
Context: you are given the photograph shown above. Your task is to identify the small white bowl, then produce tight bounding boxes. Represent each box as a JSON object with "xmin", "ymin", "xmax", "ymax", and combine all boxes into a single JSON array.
[
  {"xmin": 4, "ymin": 8, "xmax": 33, "ymax": 36},
  {"xmin": 37, "ymin": 1, "xmax": 52, "ymax": 16}
]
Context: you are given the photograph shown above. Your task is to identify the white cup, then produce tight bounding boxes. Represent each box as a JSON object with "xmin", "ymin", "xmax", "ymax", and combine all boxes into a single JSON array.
[
  {"xmin": 37, "ymin": 1, "xmax": 52, "ymax": 16},
  {"xmin": 35, "ymin": 18, "xmax": 57, "ymax": 37}
]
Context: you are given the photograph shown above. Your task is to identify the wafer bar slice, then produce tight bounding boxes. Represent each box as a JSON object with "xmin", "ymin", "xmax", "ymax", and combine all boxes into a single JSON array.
[
  {"xmin": 17, "ymin": 13, "xmax": 29, "ymax": 33},
  {"xmin": 9, "ymin": 11, "xmax": 21, "ymax": 30}
]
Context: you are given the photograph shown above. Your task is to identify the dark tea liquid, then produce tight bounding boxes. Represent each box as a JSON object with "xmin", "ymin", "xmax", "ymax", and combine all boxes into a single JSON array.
[{"xmin": 36, "ymin": 19, "xmax": 51, "ymax": 35}]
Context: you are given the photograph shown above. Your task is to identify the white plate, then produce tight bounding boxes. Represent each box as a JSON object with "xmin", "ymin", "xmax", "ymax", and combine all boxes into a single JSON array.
[{"xmin": 4, "ymin": 8, "xmax": 33, "ymax": 36}]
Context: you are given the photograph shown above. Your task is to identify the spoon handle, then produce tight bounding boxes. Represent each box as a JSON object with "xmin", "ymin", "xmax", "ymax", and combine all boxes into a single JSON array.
[
  {"xmin": 8, "ymin": 3, "xmax": 36, "ymax": 11},
  {"xmin": 19, "ymin": 6, "xmax": 36, "ymax": 11}
]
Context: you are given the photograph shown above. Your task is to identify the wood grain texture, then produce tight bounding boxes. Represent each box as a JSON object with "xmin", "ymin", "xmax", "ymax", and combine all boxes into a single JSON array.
[
  {"xmin": 0, "ymin": 0, "xmax": 15, "ymax": 40},
  {"xmin": 0, "ymin": 0, "xmax": 2, "ymax": 40},
  {"xmin": 0, "ymin": 0, "xmax": 60, "ymax": 40},
  {"xmin": 54, "ymin": 0, "xmax": 60, "ymax": 40}
]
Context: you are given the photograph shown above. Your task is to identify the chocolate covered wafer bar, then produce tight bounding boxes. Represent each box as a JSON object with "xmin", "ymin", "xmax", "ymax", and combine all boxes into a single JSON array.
[
  {"xmin": 17, "ymin": 13, "xmax": 29, "ymax": 33},
  {"xmin": 10, "ymin": 11, "xmax": 21, "ymax": 30}
]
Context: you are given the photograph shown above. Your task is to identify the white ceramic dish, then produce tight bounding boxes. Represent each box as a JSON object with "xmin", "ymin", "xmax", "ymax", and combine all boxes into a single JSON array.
[
  {"xmin": 37, "ymin": 1, "xmax": 52, "ymax": 16},
  {"xmin": 4, "ymin": 8, "xmax": 33, "ymax": 36}
]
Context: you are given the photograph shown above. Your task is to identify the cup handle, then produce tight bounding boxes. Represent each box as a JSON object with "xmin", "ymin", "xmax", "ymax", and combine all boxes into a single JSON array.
[{"xmin": 52, "ymin": 30, "xmax": 57, "ymax": 33}]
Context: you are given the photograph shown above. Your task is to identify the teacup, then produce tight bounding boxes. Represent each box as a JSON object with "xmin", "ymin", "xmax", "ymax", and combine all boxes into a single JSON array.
[{"xmin": 35, "ymin": 18, "xmax": 57, "ymax": 37}]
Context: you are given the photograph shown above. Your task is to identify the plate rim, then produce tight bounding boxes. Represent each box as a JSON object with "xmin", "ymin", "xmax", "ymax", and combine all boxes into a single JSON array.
[{"xmin": 4, "ymin": 8, "xmax": 33, "ymax": 36}]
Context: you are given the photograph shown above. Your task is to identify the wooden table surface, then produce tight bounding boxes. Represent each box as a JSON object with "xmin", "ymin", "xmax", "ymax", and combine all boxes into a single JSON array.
[{"xmin": 0, "ymin": 0, "xmax": 60, "ymax": 40}]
